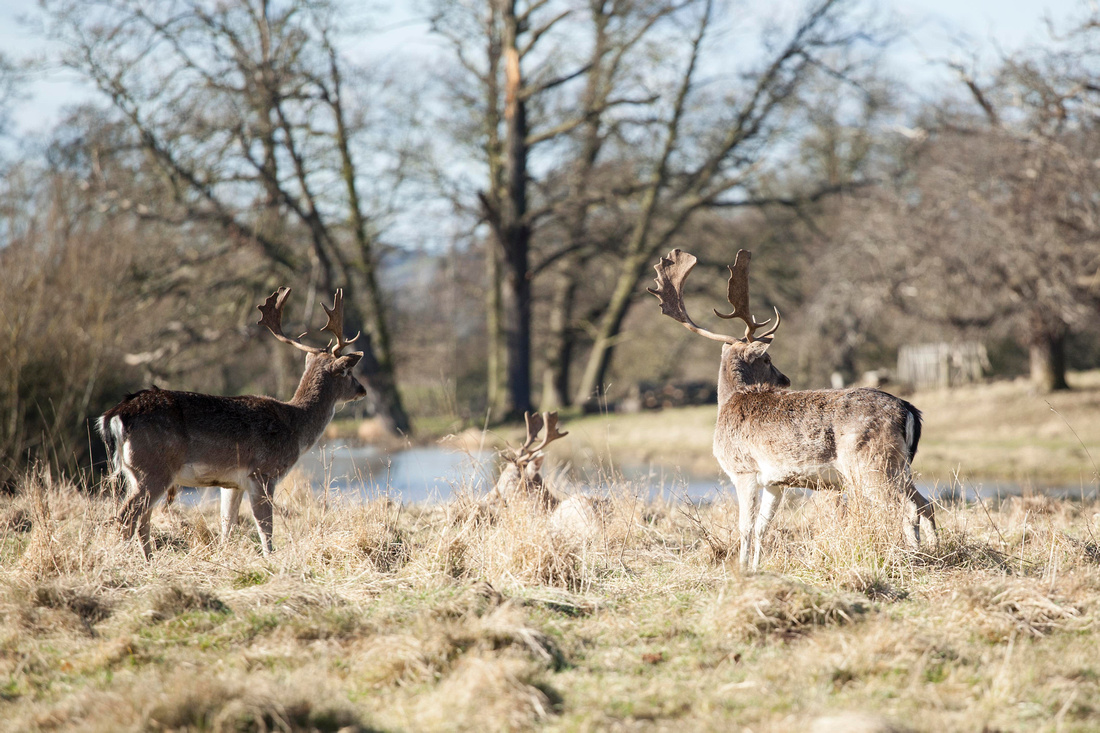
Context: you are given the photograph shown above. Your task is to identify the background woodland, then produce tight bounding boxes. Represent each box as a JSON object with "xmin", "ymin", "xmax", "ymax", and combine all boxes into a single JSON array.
[{"xmin": 2, "ymin": 0, "xmax": 1100, "ymax": 486}]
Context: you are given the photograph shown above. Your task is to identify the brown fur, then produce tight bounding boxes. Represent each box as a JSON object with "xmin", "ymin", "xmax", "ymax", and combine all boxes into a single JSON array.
[
  {"xmin": 712, "ymin": 340, "xmax": 934, "ymax": 571},
  {"xmin": 99, "ymin": 351, "xmax": 366, "ymax": 558}
]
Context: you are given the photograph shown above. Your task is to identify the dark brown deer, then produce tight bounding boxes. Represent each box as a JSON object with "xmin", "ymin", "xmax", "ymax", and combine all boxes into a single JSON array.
[
  {"xmin": 649, "ymin": 249, "xmax": 935, "ymax": 571},
  {"xmin": 97, "ymin": 288, "xmax": 367, "ymax": 558}
]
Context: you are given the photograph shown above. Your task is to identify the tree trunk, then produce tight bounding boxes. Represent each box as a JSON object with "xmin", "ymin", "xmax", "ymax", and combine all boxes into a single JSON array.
[
  {"xmin": 477, "ymin": 0, "xmax": 531, "ymax": 420},
  {"xmin": 541, "ymin": 268, "xmax": 578, "ymax": 409},
  {"xmin": 1028, "ymin": 326, "xmax": 1069, "ymax": 393},
  {"xmin": 569, "ymin": 5, "xmax": 707, "ymax": 408},
  {"xmin": 573, "ymin": 251, "xmax": 649, "ymax": 407},
  {"xmin": 486, "ymin": 243, "xmax": 506, "ymax": 414},
  {"xmin": 502, "ymin": 241, "xmax": 532, "ymax": 416},
  {"xmin": 495, "ymin": 1, "xmax": 532, "ymax": 418},
  {"xmin": 327, "ymin": 49, "xmax": 411, "ymax": 435}
]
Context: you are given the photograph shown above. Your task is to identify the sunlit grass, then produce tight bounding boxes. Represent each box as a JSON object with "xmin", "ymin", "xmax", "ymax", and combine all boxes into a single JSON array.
[{"xmin": 1, "ymin": 466, "xmax": 1099, "ymax": 731}]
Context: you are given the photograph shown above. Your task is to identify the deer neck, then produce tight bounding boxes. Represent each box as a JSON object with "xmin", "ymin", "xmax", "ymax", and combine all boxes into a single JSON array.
[
  {"xmin": 717, "ymin": 353, "xmax": 770, "ymax": 405},
  {"xmin": 287, "ymin": 358, "xmax": 341, "ymax": 447},
  {"xmin": 717, "ymin": 356, "xmax": 748, "ymax": 405},
  {"xmin": 717, "ymin": 342, "xmax": 789, "ymax": 404}
]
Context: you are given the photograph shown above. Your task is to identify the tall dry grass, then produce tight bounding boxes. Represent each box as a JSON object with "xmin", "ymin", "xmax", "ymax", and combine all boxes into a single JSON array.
[{"xmin": 1, "ymin": 466, "xmax": 1098, "ymax": 731}]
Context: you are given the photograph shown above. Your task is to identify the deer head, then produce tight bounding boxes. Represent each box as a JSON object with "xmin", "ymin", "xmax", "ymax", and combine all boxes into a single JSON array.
[
  {"xmin": 648, "ymin": 249, "xmax": 789, "ymax": 396},
  {"xmin": 491, "ymin": 411, "xmax": 569, "ymax": 509},
  {"xmin": 257, "ymin": 287, "xmax": 367, "ymax": 405}
]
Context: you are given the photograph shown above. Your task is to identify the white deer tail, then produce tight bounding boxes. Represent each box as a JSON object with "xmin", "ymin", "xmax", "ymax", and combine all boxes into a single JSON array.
[{"xmin": 96, "ymin": 414, "xmax": 125, "ymax": 477}]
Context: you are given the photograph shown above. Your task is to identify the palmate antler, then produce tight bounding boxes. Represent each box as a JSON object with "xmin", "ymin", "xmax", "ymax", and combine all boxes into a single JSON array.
[
  {"xmin": 714, "ymin": 250, "xmax": 780, "ymax": 342},
  {"xmin": 647, "ymin": 249, "xmax": 780, "ymax": 344},
  {"xmin": 319, "ymin": 289, "xmax": 361, "ymax": 356},
  {"xmin": 258, "ymin": 287, "xmax": 362, "ymax": 356},
  {"xmin": 513, "ymin": 411, "xmax": 569, "ymax": 462}
]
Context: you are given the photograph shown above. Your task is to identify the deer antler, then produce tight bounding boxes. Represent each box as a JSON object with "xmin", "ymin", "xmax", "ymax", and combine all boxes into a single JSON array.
[
  {"xmin": 257, "ymin": 288, "xmax": 326, "ymax": 354},
  {"xmin": 516, "ymin": 411, "xmax": 546, "ymax": 457},
  {"xmin": 647, "ymin": 249, "xmax": 741, "ymax": 345},
  {"xmin": 320, "ymin": 289, "xmax": 361, "ymax": 356},
  {"xmin": 533, "ymin": 412, "xmax": 568, "ymax": 453},
  {"xmin": 713, "ymin": 249, "xmax": 781, "ymax": 342},
  {"xmin": 513, "ymin": 411, "xmax": 569, "ymax": 461}
]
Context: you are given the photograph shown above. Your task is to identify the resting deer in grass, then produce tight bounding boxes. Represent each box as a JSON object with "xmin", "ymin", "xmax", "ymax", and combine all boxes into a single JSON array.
[
  {"xmin": 648, "ymin": 249, "xmax": 935, "ymax": 571},
  {"xmin": 97, "ymin": 288, "xmax": 366, "ymax": 558},
  {"xmin": 485, "ymin": 412, "xmax": 570, "ymax": 511},
  {"xmin": 482, "ymin": 412, "xmax": 608, "ymax": 538}
]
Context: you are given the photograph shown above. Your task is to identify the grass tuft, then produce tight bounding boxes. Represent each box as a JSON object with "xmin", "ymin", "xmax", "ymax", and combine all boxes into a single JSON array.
[
  {"xmin": 144, "ymin": 583, "xmax": 229, "ymax": 622},
  {"xmin": 710, "ymin": 575, "xmax": 871, "ymax": 641},
  {"xmin": 953, "ymin": 579, "xmax": 1090, "ymax": 641},
  {"xmin": 417, "ymin": 654, "xmax": 558, "ymax": 731}
]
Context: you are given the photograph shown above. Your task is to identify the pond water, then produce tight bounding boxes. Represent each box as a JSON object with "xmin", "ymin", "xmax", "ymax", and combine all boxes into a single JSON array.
[{"xmin": 174, "ymin": 443, "xmax": 1098, "ymax": 507}]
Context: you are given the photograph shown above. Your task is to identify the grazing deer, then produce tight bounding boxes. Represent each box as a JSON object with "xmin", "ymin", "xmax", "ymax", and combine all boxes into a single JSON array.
[
  {"xmin": 97, "ymin": 288, "xmax": 367, "ymax": 558},
  {"xmin": 648, "ymin": 249, "xmax": 935, "ymax": 571}
]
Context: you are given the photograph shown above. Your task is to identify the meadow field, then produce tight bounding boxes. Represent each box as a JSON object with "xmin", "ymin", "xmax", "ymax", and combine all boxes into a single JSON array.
[{"xmin": 2, "ymin": 374, "xmax": 1099, "ymax": 732}]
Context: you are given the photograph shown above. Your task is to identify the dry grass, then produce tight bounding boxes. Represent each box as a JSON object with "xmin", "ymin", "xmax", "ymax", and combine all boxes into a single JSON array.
[
  {"xmin": 709, "ymin": 575, "xmax": 871, "ymax": 641},
  {"xmin": 1, "ymin": 468, "xmax": 1099, "ymax": 732}
]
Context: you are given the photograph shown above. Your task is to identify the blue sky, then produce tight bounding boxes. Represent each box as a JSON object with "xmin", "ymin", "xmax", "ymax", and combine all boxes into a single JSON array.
[{"xmin": 0, "ymin": 0, "xmax": 1083, "ymax": 137}]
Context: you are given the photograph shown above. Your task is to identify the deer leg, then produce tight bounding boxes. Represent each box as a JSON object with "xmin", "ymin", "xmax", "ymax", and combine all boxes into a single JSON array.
[
  {"xmin": 733, "ymin": 473, "xmax": 761, "ymax": 571},
  {"xmin": 905, "ymin": 484, "xmax": 936, "ymax": 549},
  {"xmin": 752, "ymin": 485, "xmax": 784, "ymax": 572},
  {"xmin": 220, "ymin": 488, "xmax": 245, "ymax": 543},
  {"xmin": 118, "ymin": 487, "xmax": 149, "ymax": 543},
  {"xmin": 137, "ymin": 508, "xmax": 156, "ymax": 560},
  {"xmin": 249, "ymin": 479, "xmax": 276, "ymax": 556},
  {"xmin": 117, "ymin": 467, "xmax": 171, "ymax": 560}
]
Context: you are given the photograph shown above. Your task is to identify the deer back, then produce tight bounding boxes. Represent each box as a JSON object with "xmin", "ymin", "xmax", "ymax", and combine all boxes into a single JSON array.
[
  {"xmin": 714, "ymin": 386, "xmax": 919, "ymax": 482},
  {"xmin": 101, "ymin": 350, "xmax": 366, "ymax": 486},
  {"xmin": 101, "ymin": 389, "xmax": 301, "ymax": 483}
]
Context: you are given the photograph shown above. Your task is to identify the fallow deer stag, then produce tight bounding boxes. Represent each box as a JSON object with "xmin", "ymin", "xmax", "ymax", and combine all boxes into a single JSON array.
[
  {"xmin": 482, "ymin": 412, "xmax": 609, "ymax": 540},
  {"xmin": 648, "ymin": 249, "xmax": 935, "ymax": 571},
  {"xmin": 97, "ymin": 288, "xmax": 367, "ymax": 558},
  {"xmin": 485, "ymin": 411, "xmax": 570, "ymax": 511}
]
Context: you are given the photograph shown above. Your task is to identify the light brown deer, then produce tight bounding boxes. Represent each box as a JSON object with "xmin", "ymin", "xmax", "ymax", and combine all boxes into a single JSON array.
[
  {"xmin": 97, "ymin": 288, "xmax": 367, "ymax": 558},
  {"xmin": 482, "ymin": 412, "xmax": 609, "ymax": 539},
  {"xmin": 485, "ymin": 412, "xmax": 570, "ymax": 511},
  {"xmin": 649, "ymin": 249, "xmax": 935, "ymax": 571}
]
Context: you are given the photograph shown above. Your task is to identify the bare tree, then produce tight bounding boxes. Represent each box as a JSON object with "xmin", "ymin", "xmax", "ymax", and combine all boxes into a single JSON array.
[
  {"xmin": 886, "ymin": 125, "xmax": 1098, "ymax": 392},
  {"xmin": 0, "ymin": 159, "xmax": 138, "ymax": 486},
  {"xmin": 810, "ymin": 35, "xmax": 1100, "ymax": 394},
  {"xmin": 432, "ymin": 0, "xmax": 697, "ymax": 417},
  {"xmin": 571, "ymin": 0, "xmax": 887, "ymax": 407},
  {"xmin": 40, "ymin": 0, "xmax": 413, "ymax": 431}
]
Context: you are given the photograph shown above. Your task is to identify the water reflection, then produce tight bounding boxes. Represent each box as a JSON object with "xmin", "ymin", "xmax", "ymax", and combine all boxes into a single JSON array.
[{"xmin": 175, "ymin": 443, "xmax": 1097, "ymax": 507}]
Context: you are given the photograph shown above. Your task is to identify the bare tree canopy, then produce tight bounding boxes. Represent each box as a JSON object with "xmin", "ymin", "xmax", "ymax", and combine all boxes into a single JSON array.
[
  {"xmin": 40, "ymin": 0, "xmax": 415, "ymax": 431},
  {"xmin": 430, "ymin": 0, "xmax": 890, "ymax": 415}
]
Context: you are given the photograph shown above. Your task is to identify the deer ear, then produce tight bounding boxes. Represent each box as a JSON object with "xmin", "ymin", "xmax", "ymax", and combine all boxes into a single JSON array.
[
  {"xmin": 738, "ymin": 340, "xmax": 771, "ymax": 362},
  {"xmin": 335, "ymin": 354, "xmax": 362, "ymax": 372},
  {"xmin": 527, "ymin": 454, "xmax": 544, "ymax": 474},
  {"xmin": 748, "ymin": 338, "xmax": 774, "ymax": 354}
]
